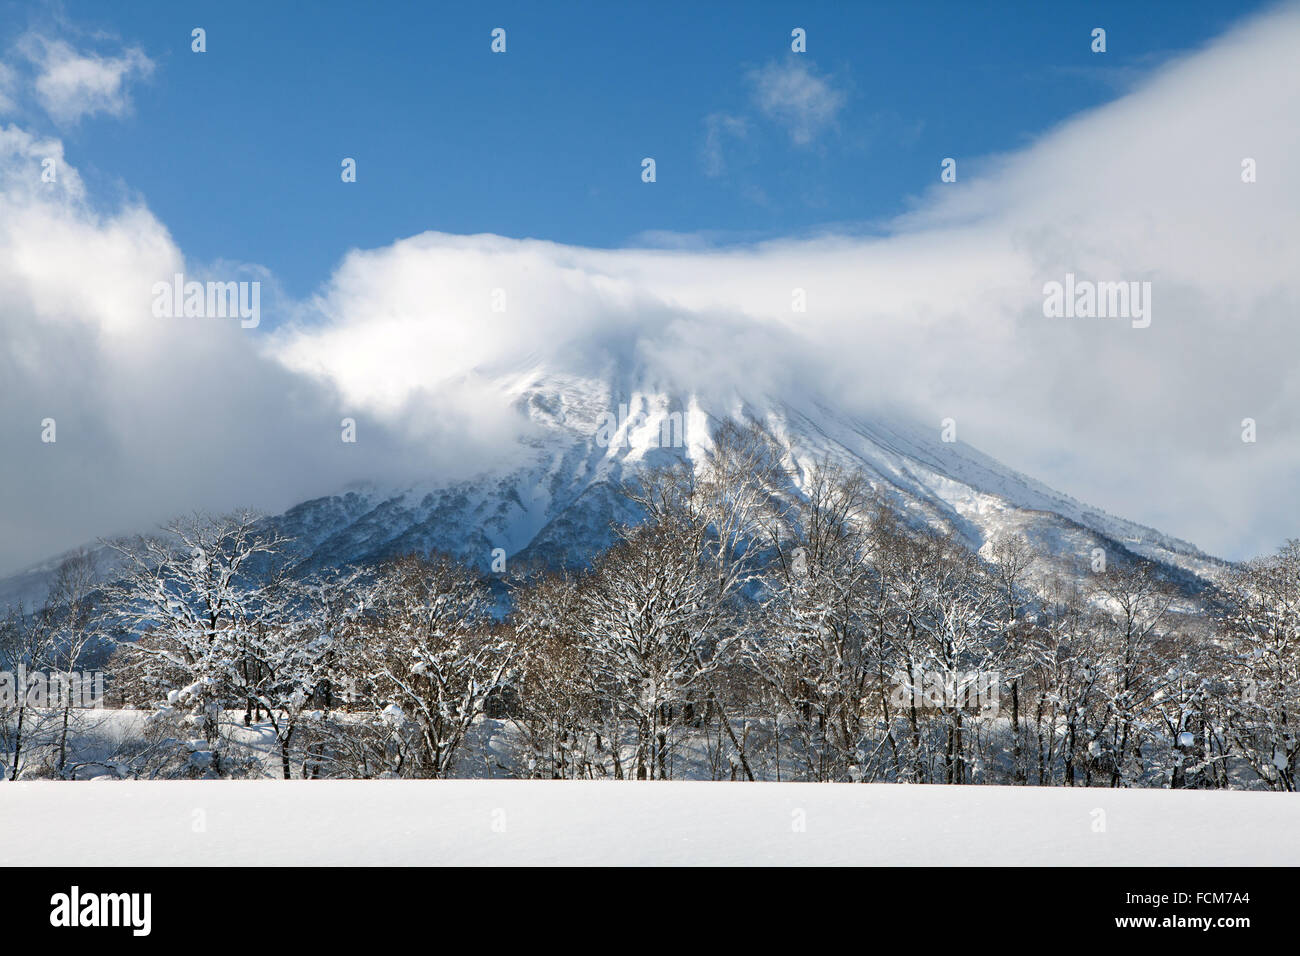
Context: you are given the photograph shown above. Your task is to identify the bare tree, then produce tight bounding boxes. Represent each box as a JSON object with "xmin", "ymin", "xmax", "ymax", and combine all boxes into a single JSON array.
[
  {"xmin": 578, "ymin": 517, "xmax": 718, "ymax": 780},
  {"xmin": 43, "ymin": 552, "xmax": 110, "ymax": 775},
  {"xmin": 0, "ymin": 603, "xmax": 56, "ymax": 780},
  {"xmin": 103, "ymin": 510, "xmax": 287, "ymax": 776},
  {"xmin": 349, "ymin": 554, "xmax": 512, "ymax": 778},
  {"xmin": 1217, "ymin": 540, "xmax": 1300, "ymax": 791}
]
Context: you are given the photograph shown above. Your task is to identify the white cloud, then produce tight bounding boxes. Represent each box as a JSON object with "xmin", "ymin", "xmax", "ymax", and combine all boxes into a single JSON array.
[
  {"xmin": 276, "ymin": 5, "xmax": 1300, "ymax": 562},
  {"xmin": 0, "ymin": 63, "xmax": 16, "ymax": 114},
  {"xmin": 0, "ymin": 128, "xmax": 512, "ymax": 576},
  {"xmin": 701, "ymin": 112, "xmax": 748, "ymax": 177},
  {"xmin": 747, "ymin": 59, "xmax": 845, "ymax": 145},
  {"xmin": 18, "ymin": 34, "xmax": 153, "ymax": 125},
  {"xmin": 1, "ymin": 6, "xmax": 1299, "ymax": 572}
]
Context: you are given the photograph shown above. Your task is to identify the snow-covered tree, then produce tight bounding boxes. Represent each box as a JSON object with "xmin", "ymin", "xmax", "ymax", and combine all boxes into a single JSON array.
[
  {"xmin": 1217, "ymin": 540, "xmax": 1300, "ymax": 791},
  {"xmin": 42, "ymin": 552, "xmax": 111, "ymax": 776},
  {"xmin": 1089, "ymin": 563, "xmax": 1177, "ymax": 787},
  {"xmin": 0, "ymin": 602, "xmax": 57, "ymax": 780},
  {"xmin": 507, "ymin": 571, "xmax": 606, "ymax": 778},
  {"xmin": 577, "ymin": 517, "xmax": 718, "ymax": 780},
  {"xmin": 103, "ymin": 510, "xmax": 288, "ymax": 776},
  {"xmin": 747, "ymin": 464, "xmax": 882, "ymax": 781},
  {"xmin": 348, "ymin": 554, "xmax": 511, "ymax": 778}
]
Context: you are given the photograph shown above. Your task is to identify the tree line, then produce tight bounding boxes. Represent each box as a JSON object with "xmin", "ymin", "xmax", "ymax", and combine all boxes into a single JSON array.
[{"xmin": 2, "ymin": 424, "xmax": 1297, "ymax": 789}]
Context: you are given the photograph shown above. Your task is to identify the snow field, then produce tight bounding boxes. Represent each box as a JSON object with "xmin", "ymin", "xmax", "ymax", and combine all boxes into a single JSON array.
[{"xmin": 1, "ymin": 779, "xmax": 1295, "ymax": 866}]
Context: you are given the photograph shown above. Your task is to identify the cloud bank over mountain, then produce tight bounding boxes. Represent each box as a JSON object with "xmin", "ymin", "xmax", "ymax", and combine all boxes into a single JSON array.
[{"xmin": 1, "ymin": 6, "xmax": 1299, "ymax": 573}]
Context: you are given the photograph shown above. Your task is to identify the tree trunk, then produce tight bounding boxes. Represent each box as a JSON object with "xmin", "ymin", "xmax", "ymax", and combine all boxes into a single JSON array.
[
  {"xmin": 281, "ymin": 722, "xmax": 294, "ymax": 780},
  {"xmin": 1011, "ymin": 680, "xmax": 1025, "ymax": 784},
  {"xmin": 9, "ymin": 705, "xmax": 25, "ymax": 781},
  {"xmin": 58, "ymin": 703, "xmax": 71, "ymax": 775}
]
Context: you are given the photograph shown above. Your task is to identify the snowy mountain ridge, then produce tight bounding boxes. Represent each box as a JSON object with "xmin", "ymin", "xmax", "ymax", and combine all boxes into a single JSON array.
[
  {"xmin": 271, "ymin": 366, "xmax": 1225, "ymax": 584},
  {"xmin": 0, "ymin": 366, "xmax": 1225, "ymax": 609}
]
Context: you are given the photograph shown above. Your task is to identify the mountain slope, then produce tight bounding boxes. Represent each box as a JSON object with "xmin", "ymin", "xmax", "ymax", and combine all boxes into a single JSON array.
[
  {"xmin": 257, "ymin": 369, "xmax": 1227, "ymax": 588},
  {"xmin": 0, "ymin": 368, "xmax": 1226, "ymax": 609}
]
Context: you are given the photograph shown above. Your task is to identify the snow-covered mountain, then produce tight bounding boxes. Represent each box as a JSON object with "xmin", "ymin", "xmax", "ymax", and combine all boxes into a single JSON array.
[{"xmin": 0, "ymin": 367, "xmax": 1226, "ymax": 610}]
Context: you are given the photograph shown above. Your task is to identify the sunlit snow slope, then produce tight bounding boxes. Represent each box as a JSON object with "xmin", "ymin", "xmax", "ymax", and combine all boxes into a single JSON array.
[{"xmin": 269, "ymin": 367, "xmax": 1224, "ymax": 585}]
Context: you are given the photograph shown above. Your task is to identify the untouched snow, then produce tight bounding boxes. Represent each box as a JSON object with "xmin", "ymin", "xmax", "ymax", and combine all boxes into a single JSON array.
[{"xmin": 1, "ymin": 780, "xmax": 1295, "ymax": 866}]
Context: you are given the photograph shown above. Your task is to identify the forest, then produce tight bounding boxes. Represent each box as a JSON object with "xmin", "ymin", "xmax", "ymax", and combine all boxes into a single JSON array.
[{"xmin": 2, "ymin": 425, "xmax": 1297, "ymax": 791}]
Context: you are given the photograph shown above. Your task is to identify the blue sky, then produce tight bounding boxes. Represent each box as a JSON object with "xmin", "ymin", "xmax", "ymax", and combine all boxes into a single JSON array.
[{"xmin": 0, "ymin": 0, "xmax": 1270, "ymax": 297}]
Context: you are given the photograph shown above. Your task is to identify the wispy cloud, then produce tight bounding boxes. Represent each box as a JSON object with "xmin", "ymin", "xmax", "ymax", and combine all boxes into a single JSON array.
[
  {"xmin": 746, "ymin": 58, "xmax": 845, "ymax": 145},
  {"xmin": 0, "ymin": 63, "xmax": 16, "ymax": 114},
  {"xmin": 701, "ymin": 111, "xmax": 748, "ymax": 177},
  {"xmin": 17, "ymin": 34, "xmax": 153, "ymax": 125}
]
